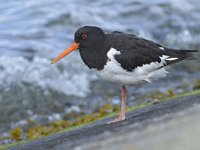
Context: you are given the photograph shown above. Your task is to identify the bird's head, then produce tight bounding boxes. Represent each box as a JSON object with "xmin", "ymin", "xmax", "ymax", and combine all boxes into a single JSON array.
[{"xmin": 51, "ymin": 26, "xmax": 105, "ymax": 64}]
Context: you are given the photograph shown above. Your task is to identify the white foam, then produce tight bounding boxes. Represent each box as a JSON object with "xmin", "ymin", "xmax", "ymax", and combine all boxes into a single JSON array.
[{"xmin": 0, "ymin": 55, "xmax": 96, "ymax": 97}]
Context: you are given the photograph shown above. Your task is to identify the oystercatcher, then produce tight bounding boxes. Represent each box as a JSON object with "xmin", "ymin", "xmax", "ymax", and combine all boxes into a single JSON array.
[{"xmin": 51, "ymin": 26, "xmax": 198, "ymax": 124}]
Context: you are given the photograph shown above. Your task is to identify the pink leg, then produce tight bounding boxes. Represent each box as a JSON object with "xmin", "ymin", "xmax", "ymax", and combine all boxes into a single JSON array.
[{"xmin": 107, "ymin": 85, "xmax": 127, "ymax": 124}]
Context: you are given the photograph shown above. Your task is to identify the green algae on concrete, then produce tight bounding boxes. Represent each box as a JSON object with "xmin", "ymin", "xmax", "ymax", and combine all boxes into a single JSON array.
[{"xmin": 1, "ymin": 89, "xmax": 200, "ymax": 150}]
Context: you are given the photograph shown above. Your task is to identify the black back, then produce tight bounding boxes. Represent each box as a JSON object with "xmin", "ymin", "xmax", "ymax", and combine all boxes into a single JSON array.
[{"xmin": 106, "ymin": 31, "xmax": 198, "ymax": 71}]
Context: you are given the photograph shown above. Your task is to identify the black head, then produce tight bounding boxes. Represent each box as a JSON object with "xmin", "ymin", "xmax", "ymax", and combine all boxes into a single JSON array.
[
  {"xmin": 51, "ymin": 26, "xmax": 108, "ymax": 70},
  {"xmin": 74, "ymin": 26, "xmax": 105, "ymax": 49}
]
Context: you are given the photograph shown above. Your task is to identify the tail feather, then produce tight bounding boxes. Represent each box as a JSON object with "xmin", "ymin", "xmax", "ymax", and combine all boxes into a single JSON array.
[
  {"xmin": 181, "ymin": 50, "xmax": 199, "ymax": 60},
  {"xmin": 164, "ymin": 49, "xmax": 199, "ymax": 65}
]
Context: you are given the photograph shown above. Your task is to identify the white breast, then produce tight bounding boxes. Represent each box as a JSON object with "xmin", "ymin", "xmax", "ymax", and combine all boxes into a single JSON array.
[{"xmin": 94, "ymin": 48, "xmax": 169, "ymax": 85}]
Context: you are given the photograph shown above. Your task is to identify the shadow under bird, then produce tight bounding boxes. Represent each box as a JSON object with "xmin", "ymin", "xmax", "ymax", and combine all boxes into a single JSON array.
[{"xmin": 51, "ymin": 26, "xmax": 199, "ymax": 124}]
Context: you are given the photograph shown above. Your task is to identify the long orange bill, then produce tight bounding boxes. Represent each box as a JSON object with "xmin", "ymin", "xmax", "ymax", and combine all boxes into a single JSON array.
[{"xmin": 51, "ymin": 42, "xmax": 79, "ymax": 64}]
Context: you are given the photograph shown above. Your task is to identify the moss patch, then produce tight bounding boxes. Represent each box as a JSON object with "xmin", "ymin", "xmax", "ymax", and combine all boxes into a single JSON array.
[
  {"xmin": 194, "ymin": 79, "xmax": 200, "ymax": 90},
  {"xmin": 10, "ymin": 127, "xmax": 22, "ymax": 141}
]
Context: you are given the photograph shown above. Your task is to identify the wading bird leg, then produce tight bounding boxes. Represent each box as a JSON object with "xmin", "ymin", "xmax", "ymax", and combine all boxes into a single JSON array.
[{"xmin": 107, "ymin": 85, "xmax": 127, "ymax": 124}]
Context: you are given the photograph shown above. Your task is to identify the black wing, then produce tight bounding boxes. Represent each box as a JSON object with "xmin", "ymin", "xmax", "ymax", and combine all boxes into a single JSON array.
[{"xmin": 107, "ymin": 32, "xmax": 198, "ymax": 72}]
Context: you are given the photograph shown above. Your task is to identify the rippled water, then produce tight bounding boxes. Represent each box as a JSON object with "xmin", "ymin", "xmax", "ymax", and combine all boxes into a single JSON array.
[{"xmin": 0, "ymin": 0, "xmax": 200, "ymax": 135}]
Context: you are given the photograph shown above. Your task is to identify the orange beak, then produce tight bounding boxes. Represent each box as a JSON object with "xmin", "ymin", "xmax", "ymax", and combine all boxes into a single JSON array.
[{"xmin": 51, "ymin": 42, "xmax": 79, "ymax": 64}]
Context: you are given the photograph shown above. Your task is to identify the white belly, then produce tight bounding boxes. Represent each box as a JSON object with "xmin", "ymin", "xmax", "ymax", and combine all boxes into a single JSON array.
[
  {"xmin": 95, "ymin": 65, "xmax": 168, "ymax": 85},
  {"xmin": 94, "ymin": 48, "xmax": 168, "ymax": 85}
]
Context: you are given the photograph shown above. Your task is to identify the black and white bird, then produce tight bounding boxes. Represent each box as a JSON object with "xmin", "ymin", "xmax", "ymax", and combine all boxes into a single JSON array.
[{"xmin": 51, "ymin": 26, "xmax": 198, "ymax": 124}]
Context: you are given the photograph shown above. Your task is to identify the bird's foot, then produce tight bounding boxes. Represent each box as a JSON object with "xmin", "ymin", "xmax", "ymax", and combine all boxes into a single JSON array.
[{"xmin": 107, "ymin": 116, "xmax": 126, "ymax": 124}]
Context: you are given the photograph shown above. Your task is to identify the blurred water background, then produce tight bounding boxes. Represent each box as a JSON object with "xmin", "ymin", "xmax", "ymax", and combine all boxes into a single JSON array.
[{"xmin": 0, "ymin": 0, "xmax": 200, "ymax": 136}]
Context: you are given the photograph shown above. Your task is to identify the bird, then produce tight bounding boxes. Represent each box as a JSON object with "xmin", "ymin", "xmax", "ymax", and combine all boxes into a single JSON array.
[{"xmin": 51, "ymin": 26, "xmax": 198, "ymax": 124}]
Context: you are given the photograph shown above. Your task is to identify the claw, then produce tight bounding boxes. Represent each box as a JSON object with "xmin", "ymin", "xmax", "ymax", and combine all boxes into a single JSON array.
[{"xmin": 107, "ymin": 116, "xmax": 126, "ymax": 124}]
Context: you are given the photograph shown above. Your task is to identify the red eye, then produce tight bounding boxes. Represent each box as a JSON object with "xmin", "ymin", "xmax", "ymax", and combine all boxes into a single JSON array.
[{"xmin": 82, "ymin": 33, "xmax": 87, "ymax": 39}]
